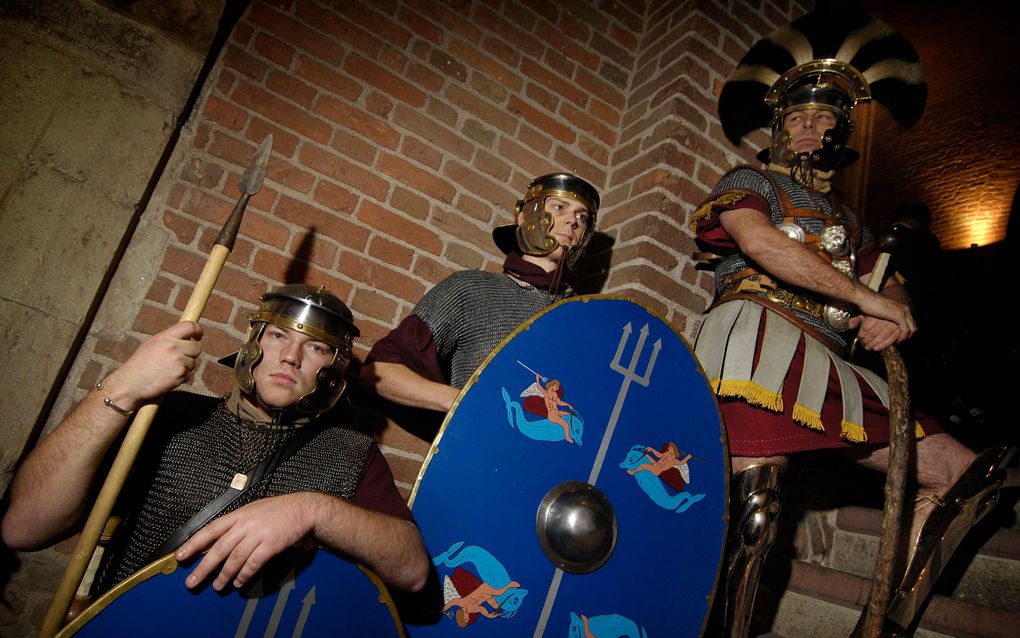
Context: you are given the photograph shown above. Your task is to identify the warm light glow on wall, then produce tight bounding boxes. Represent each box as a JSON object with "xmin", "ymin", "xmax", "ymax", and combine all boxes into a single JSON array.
[{"xmin": 963, "ymin": 214, "xmax": 1001, "ymax": 248}]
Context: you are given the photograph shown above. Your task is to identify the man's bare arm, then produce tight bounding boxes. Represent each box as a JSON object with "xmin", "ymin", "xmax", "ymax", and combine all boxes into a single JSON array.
[
  {"xmin": 719, "ymin": 207, "xmax": 916, "ymax": 344},
  {"xmin": 1, "ymin": 322, "xmax": 203, "ymax": 549},
  {"xmin": 175, "ymin": 492, "xmax": 430, "ymax": 592},
  {"xmin": 360, "ymin": 361, "xmax": 460, "ymax": 413}
]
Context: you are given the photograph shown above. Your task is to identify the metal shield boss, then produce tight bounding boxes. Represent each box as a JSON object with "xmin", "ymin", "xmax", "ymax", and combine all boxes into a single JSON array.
[{"xmin": 409, "ymin": 295, "xmax": 728, "ymax": 637}]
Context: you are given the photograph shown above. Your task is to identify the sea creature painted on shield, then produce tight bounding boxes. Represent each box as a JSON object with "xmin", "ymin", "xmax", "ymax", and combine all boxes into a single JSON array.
[
  {"xmin": 568, "ymin": 611, "xmax": 648, "ymax": 638},
  {"xmin": 500, "ymin": 363, "xmax": 584, "ymax": 445},
  {"xmin": 433, "ymin": 541, "xmax": 528, "ymax": 628},
  {"xmin": 621, "ymin": 442, "xmax": 706, "ymax": 513}
]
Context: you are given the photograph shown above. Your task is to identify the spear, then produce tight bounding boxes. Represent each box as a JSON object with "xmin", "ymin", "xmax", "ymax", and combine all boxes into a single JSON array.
[{"xmin": 40, "ymin": 134, "xmax": 274, "ymax": 638}]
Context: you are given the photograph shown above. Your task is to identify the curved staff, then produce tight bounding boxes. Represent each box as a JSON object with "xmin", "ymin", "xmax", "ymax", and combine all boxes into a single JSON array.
[{"xmin": 40, "ymin": 134, "xmax": 274, "ymax": 638}]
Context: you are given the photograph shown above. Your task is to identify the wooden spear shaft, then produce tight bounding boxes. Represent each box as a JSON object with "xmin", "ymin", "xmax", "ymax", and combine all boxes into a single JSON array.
[{"xmin": 40, "ymin": 135, "xmax": 271, "ymax": 637}]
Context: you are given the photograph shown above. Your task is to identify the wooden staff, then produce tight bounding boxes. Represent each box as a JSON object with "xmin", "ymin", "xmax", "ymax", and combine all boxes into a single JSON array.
[
  {"xmin": 855, "ymin": 229, "xmax": 912, "ymax": 638},
  {"xmin": 40, "ymin": 134, "xmax": 274, "ymax": 638}
]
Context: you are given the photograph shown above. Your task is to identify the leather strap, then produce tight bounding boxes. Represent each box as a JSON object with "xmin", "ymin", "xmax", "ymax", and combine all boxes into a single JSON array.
[{"xmin": 150, "ymin": 426, "xmax": 318, "ymax": 560}]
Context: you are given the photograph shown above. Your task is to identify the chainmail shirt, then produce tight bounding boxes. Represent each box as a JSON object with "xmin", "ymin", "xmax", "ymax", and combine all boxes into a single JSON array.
[
  {"xmin": 94, "ymin": 391, "xmax": 374, "ymax": 592},
  {"xmin": 413, "ymin": 269, "xmax": 568, "ymax": 388}
]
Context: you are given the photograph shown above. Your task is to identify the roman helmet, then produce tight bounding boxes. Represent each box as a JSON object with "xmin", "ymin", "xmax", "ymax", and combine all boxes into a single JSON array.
[
  {"xmin": 233, "ymin": 283, "xmax": 360, "ymax": 415},
  {"xmin": 492, "ymin": 172, "xmax": 600, "ymax": 269},
  {"xmin": 718, "ymin": 11, "xmax": 927, "ymax": 172}
]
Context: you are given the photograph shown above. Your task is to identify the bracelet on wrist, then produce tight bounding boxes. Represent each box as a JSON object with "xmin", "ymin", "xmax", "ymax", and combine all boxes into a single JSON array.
[{"xmin": 95, "ymin": 380, "xmax": 135, "ymax": 416}]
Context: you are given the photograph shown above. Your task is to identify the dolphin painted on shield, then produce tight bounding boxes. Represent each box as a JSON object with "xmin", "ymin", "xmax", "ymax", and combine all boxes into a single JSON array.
[
  {"xmin": 621, "ymin": 443, "xmax": 706, "ymax": 513},
  {"xmin": 501, "ymin": 387, "xmax": 584, "ymax": 445},
  {"xmin": 568, "ymin": 611, "xmax": 648, "ymax": 638},
  {"xmin": 433, "ymin": 541, "xmax": 528, "ymax": 619}
]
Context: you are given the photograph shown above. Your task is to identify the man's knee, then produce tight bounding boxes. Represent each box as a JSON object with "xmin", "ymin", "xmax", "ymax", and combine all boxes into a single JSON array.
[{"xmin": 731, "ymin": 455, "xmax": 789, "ymax": 475}]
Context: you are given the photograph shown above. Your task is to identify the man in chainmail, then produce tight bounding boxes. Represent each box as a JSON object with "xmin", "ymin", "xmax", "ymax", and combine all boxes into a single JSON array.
[
  {"xmin": 360, "ymin": 172, "xmax": 600, "ymax": 419},
  {"xmin": 3, "ymin": 284, "xmax": 429, "ymax": 597},
  {"xmin": 691, "ymin": 12, "xmax": 1012, "ymax": 637}
]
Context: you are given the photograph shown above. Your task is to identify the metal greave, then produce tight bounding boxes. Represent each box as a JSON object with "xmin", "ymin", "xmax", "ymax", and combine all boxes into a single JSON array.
[
  {"xmin": 883, "ymin": 444, "xmax": 1015, "ymax": 633},
  {"xmin": 723, "ymin": 463, "xmax": 784, "ymax": 638}
]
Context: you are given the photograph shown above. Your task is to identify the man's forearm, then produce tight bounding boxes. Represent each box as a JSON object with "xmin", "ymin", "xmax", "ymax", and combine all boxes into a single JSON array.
[
  {"xmin": 1, "ymin": 389, "xmax": 130, "ymax": 549},
  {"xmin": 307, "ymin": 493, "xmax": 429, "ymax": 592},
  {"xmin": 360, "ymin": 361, "xmax": 459, "ymax": 412}
]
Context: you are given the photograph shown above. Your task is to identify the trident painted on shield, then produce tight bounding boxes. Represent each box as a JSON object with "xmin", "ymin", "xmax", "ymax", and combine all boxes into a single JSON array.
[{"xmin": 587, "ymin": 322, "xmax": 661, "ymax": 484}]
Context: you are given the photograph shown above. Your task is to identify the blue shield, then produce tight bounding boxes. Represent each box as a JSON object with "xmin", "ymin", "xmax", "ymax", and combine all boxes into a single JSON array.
[{"xmin": 409, "ymin": 295, "xmax": 728, "ymax": 637}]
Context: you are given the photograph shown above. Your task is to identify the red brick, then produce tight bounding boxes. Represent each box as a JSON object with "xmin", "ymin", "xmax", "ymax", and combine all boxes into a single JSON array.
[
  {"xmin": 266, "ymin": 156, "xmax": 314, "ymax": 194},
  {"xmin": 574, "ymin": 67, "xmax": 624, "ymax": 109},
  {"xmin": 394, "ymin": 106, "xmax": 475, "ymax": 165},
  {"xmin": 525, "ymin": 82, "xmax": 559, "ymax": 113},
  {"xmin": 473, "ymin": 149, "xmax": 512, "ymax": 182},
  {"xmin": 314, "ymin": 96, "xmax": 400, "ymax": 150},
  {"xmin": 507, "ymin": 96, "xmax": 575, "ymax": 144},
  {"xmin": 427, "ymin": 3, "xmax": 483, "ymax": 45},
  {"xmin": 552, "ymin": 146, "xmax": 604, "ymax": 184},
  {"xmin": 94, "ymin": 334, "xmax": 142, "ymax": 364},
  {"xmin": 327, "ymin": 129, "xmax": 379, "ymax": 165},
  {"xmin": 232, "ymin": 81, "xmax": 332, "ymax": 143},
  {"xmin": 203, "ymin": 95, "xmax": 248, "ymax": 131},
  {"xmin": 250, "ymin": 3, "xmax": 343, "ymax": 65},
  {"xmin": 343, "ymin": 53, "xmax": 426, "ymax": 108},
  {"xmin": 536, "ymin": 22, "xmax": 598, "ymax": 71},
  {"xmin": 299, "ymin": 145, "xmax": 390, "ymax": 201},
  {"xmin": 455, "ymin": 192, "xmax": 495, "ymax": 224},
  {"xmin": 292, "ymin": 2, "xmax": 383, "ymax": 58},
  {"xmin": 357, "ymin": 200, "xmax": 442, "ymax": 255},
  {"xmin": 288, "ymin": 232, "xmax": 338, "ymax": 271},
  {"xmin": 476, "ymin": 6, "xmax": 535, "ymax": 55},
  {"xmin": 265, "ymin": 69, "xmax": 316, "ymax": 108},
  {"xmin": 427, "ymin": 98, "xmax": 458, "ymax": 127},
  {"xmin": 201, "ymin": 359, "xmax": 235, "ymax": 396},
  {"xmin": 222, "ymin": 43, "xmax": 268, "ymax": 81},
  {"xmin": 254, "ymin": 32, "xmax": 295, "ymax": 68},
  {"xmin": 429, "ymin": 48, "xmax": 467, "ymax": 82},
  {"xmin": 351, "ymin": 287, "xmax": 399, "ymax": 322},
  {"xmin": 147, "ymin": 276, "xmax": 174, "ymax": 304},
  {"xmin": 238, "ymin": 210, "xmax": 290, "ymax": 250},
  {"xmin": 430, "ymin": 201, "xmax": 496, "ymax": 249},
  {"xmin": 496, "ymin": 136, "xmax": 550, "ymax": 177},
  {"xmin": 412, "ymin": 253, "xmax": 458, "ymax": 286},
  {"xmin": 398, "ymin": 6, "xmax": 445, "ymax": 44},
  {"xmin": 78, "ymin": 360, "xmax": 103, "ymax": 391},
  {"xmin": 275, "ymin": 194, "xmax": 371, "ymax": 251},
  {"xmin": 293, "ymin": 55, "xmax": 363, "ymax": 102},
  {"xmin": 480, "ymin": 34, "xmax": 521, "ymax": 69},
  {"xmin": 173, "ymin": 286, "xmax": 234, "ymax": 324},
  {"xmin": 163, "ymin": 209, "xmax": 200, "ymax": 244},
  {"xmin": 400, "ymin": 136, "xmax": 443, "ymax": 170},
  {"xmin": 368, "ymin": 236, "xmax": 415, "ymax": 270},
  {"xmin": 132, "ymin": 304, "xmax": 179, "ymax": 337},
  {"xmin": 181, "ymin": 157, "xmax": 224, "ymax": 190},
  {"xmin": 561, "ymin": 102, "xmax": 615, "ymax": 145},
  {"xmin": 246, "ymin": 118, "xmax": 300, "ymax": 158},
  {"xmin": 408, "ymin": 61, "xmax": 444, "ymax": 93},
  {"xmin": 313, "ymin": 180, "xmax": 360, "ymax": 213},
  {"xmin": 448, "ymin": 38, "xmax": 522, "ymax": 94},
  {"xmin": 520, "ymin": 58, "xmax": 587, "ymax": 107},
  {"xmin": 577, "ymin": 135, "xmax": 610, "ymax": 166},
  {"xmin": 365, "ymin": 92, "xmax": 394, "ymax": 117},
  {"xmin": 339, "ymin": 252, "xmax": 426, "ymax": 304},
  {"xmin": 377, "ymin": 153, "xmax": 456, "ymax": 205},
  {"xmin": 390, "ymin": 187, "xmax": 430, "ymax": 221}
]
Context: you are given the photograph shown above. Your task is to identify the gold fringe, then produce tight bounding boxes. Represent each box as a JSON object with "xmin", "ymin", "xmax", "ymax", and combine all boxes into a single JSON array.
[
  {"xmin": 715, "ymin": 379, "xmax": 783, "ymax": 413},
  {"xmin": 841, "ymin": 419, "xmax": 868, "ymax": 443},
  {"xmin": 689, "ymin": 192, "xmax": 748, "ymax": 232},
  {"xmin": 792, "ymin": 403, "xmax": 826, "ymax": 432},
  {"xmin": 914, "ymin": 420, "xmax": 926, "ymax": 438}
]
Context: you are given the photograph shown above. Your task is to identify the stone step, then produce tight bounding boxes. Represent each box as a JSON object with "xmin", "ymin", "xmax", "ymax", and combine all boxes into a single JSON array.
[
  {"xmin": 824, "ymin": 504, "xmax": 1020, "ymax": 611},
  {"xmin": 770, "ymin": 561, "xmax": 1020, "ymax": 638}
]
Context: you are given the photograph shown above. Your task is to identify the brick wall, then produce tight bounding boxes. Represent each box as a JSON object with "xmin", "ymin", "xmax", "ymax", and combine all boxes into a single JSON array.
[{"xmin": 862, "ymin": 1, "xmax": 1018, "ymax": 250}]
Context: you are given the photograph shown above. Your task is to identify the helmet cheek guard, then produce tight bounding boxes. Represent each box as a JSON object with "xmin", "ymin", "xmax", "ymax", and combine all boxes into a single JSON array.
[
  {"xmin": 233, "ymin": 323, "xmax": 266, "ymax": 395},
  {"xmin": 514, "ymin": 197, "xmax": 557, "ymax": 256}
]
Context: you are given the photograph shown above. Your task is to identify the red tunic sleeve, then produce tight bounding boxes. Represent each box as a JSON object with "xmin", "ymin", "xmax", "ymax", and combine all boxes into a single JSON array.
[
  {"xmin": 364, "ymin": 314, "xmax": 446, "ymax": 385},
  {"xmin": 351, "ymin": 443, "xmax": 415, "ymax": 522}
]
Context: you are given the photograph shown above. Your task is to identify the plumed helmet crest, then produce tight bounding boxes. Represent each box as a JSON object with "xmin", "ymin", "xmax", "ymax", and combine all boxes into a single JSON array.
[{"xmin": 719, "ymin": 11, "xmax": 926, "ymax": 147}]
